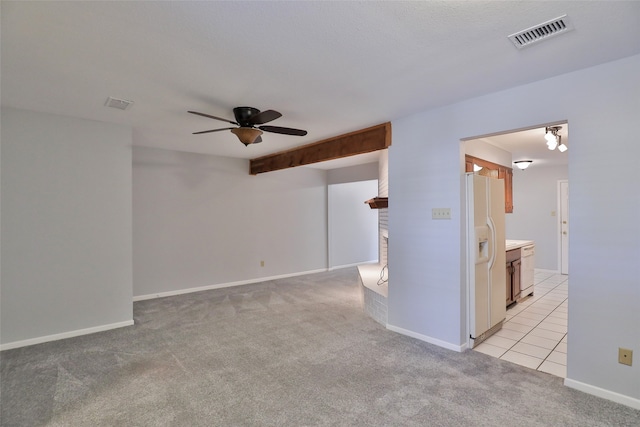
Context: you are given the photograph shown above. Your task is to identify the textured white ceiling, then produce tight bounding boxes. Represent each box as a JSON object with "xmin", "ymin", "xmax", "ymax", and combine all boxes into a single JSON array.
[{"xmin": 2, "ymin": 1, "xmax": 640, "ymax": 164}]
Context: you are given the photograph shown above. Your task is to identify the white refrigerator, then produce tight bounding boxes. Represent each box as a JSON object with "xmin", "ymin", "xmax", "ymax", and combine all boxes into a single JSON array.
[{"xmin": 466, "ymin": 173, "xmax": 506, "ymax": 348}]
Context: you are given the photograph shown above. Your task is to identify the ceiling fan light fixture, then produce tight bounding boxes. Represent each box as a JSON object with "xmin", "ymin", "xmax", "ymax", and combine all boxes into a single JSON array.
[
  {"xmin": 558, "ymin": 142, "xmax": 568, "ymax": 152},
  {"xmin": 514, "ymin": 160, "xmax": 533, "ymax": 170},
  {"xmin": 231, "ymin": 127, "xmax": 263, "ymax": 146},
  {"xmin": 189, "ymin": 107, "xmax": 307, "ymax": 146}
]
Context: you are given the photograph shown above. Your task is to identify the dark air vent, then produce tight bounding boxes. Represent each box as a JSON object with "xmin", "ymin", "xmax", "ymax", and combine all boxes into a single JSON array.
[{"xmin": 508, "ymin": 15, "xmax": 574, "ymax": 49}]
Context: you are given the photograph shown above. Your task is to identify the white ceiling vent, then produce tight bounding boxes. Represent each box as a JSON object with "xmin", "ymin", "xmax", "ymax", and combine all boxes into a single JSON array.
[
  {"xmin": 105, "ymin": 96, "xmax": 134, "ymax": 110},
  {"xmin": 508, "ymin": 15, "xmax": 574, "ymax": 49}
]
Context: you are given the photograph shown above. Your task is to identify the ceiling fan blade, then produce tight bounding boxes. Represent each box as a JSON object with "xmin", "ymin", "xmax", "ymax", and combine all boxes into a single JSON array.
[
  {"xmin": 188, "ymin": 111, "xmax": 238, "ymax": 125},
  {"xmin": 192, "ymin": 127, "xmax": 235, "ymax": 135},
  {"xmin": 259, "ymin": 125, "xmax": 307, "ymax": 136},
  {"xmin": 248, "ymin": 109, "xmax": 282, "ymax": 125}
]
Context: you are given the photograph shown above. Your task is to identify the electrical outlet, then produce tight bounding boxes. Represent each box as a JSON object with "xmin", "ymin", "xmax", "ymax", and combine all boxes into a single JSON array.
[
  {"xmin": 619, "ymin": 348, "xmax": 633, "ymax": 366},
  {"xmin": 260, "ymin": 260, "xmax": 265, "ymax": 267},
  {"xmin": 432, "ymin": 208, "xmax": 451, "ymax": 220}
]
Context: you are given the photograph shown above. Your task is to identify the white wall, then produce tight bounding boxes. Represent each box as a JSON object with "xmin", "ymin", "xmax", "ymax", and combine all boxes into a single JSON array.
[
  {"xmin": 1, "ymin": 108, "xmax": 133, "ymax": 347},
  {"xmin": 327, "ymin": 162, "xmax": 378, "ymax": 185},
  {"xmin": 464, "ymin": 138, "xmax": 512, "ymax": 167},
  {"xmin": 132, "ymin": 146, "xmax": 328, "ymax": 298},
  {"xmin": 506, "ymin": 165, "xmax": 568, "ymax": 270},
  {"xmin": 389, "ymin": 54, "xmax": 640, "ymax": 405},
  {"xmin": 328, "ymin": 180, "xmax": 379, "ymax": 268},
  {"xmin": 326, "ymin": 162, "xmax": 380, "ymax": 267}
]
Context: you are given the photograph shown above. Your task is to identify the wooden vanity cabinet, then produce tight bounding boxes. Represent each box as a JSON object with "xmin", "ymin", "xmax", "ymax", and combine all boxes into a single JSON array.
[{"xmin": 465, "ymin": 155, "xmax": 513, "ymax": 213}]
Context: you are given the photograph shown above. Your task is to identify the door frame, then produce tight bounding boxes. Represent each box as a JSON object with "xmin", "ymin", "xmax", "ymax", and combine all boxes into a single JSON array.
[{"xmin": 557, "ymin": 180, "xmax": 569, "ymax": 274}]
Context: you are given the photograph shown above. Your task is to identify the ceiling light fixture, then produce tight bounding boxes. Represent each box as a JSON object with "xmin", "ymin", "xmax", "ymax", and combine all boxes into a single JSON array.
[
  {"xmin": 514, "ymin": 160, "xmax": 533, "ymax": 170},
  {"xmin": 557, "ymin": 139, "xmax": 568, "ymax": 152},
  {"xmin": 544, "ymin": 126, "xmax": 565, "ymax": 151},
  {"xmin": 231, "ymin": 127, "xmax": 263, "ymax": 146}
]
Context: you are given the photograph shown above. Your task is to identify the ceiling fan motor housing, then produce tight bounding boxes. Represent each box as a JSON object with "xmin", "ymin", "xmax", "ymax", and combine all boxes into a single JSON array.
[{"xmin": 233, "ymin": 107, "xmax": 260, "ymax": 126}]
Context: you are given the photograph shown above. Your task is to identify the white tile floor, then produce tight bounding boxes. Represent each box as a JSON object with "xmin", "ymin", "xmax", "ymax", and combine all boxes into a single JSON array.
[{"xmin": 474, "ymin": 270, "xmax": 568, "ymax": 378}]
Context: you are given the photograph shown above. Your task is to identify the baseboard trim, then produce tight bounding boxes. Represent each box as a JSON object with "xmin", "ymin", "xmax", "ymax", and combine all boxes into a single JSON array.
[
  {"xmin": 328, "ymin": 260, "xmax": 377, "ymax": 271},
  {"xmin": 133, "ymin": 268, "xmax": 328, "ymax": 302},
  {"xmin": 0, "ymin": 320, "xmax": 134, "ymax": 351},
  {"xmin": 386, "ymin": 324, "xmax": 465, "ymax": 353},
  {"xmin": 564, "ymin": 378, "xmax": 640, "ymax": 410},
  {"xmin": 536, "ymin": 268, "xmax": 561, "ymax": 275}
]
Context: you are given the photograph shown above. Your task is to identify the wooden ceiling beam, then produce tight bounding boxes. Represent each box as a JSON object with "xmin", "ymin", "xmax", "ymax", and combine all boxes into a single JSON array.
[{"xmin": 249, "ymin": 122, "xmax": 391, "ymax": 175}]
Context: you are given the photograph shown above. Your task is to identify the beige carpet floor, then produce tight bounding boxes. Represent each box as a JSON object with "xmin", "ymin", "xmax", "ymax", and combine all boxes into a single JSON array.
[{"xmin": 2, "ymin": 267, "xmax": 639, "ymax": 426}]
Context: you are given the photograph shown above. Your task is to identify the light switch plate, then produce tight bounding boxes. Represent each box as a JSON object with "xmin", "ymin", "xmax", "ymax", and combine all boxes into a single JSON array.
[{"xmin": 432, "ymin": 208, "xmax": 451, "ymax": 219}]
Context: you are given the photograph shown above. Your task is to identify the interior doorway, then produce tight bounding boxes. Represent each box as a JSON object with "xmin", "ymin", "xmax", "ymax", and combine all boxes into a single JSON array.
[
  {"xmin": 463, "ymin": 123, "xmax": 568, "ymax": 273},
  {"xmin": 463, "ymin": 122, "xmax": 570, "ymax": 378},
  {"xmin": 327, "ymin": 180, "xmax": 379, "ymax": 269}
]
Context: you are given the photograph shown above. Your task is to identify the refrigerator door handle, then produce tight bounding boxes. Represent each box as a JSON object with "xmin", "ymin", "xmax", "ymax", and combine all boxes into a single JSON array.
[{"xmin": 487, "ymin": 217, "xmax": 496, "ymax": 270}]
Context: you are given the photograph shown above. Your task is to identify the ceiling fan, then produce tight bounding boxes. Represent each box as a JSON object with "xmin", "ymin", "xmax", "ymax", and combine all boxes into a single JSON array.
[{"xmin": 188, "ymin": 107, "xmax": 307, "ymax": 146}]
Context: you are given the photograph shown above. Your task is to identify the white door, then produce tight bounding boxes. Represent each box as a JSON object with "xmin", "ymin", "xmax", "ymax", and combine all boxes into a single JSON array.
[{"xmin": 559, "ymin": 180, "xmax": 569, "ymax": 275}]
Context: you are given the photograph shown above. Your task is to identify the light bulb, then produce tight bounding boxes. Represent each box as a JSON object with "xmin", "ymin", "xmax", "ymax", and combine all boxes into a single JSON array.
[
  {"xmin": 545, "ymin": 132, "xmax": 556, "ymax": 143},
  {"xmin": 558, "ymin": 143, "xmax": 568, "ymax": 152}
]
